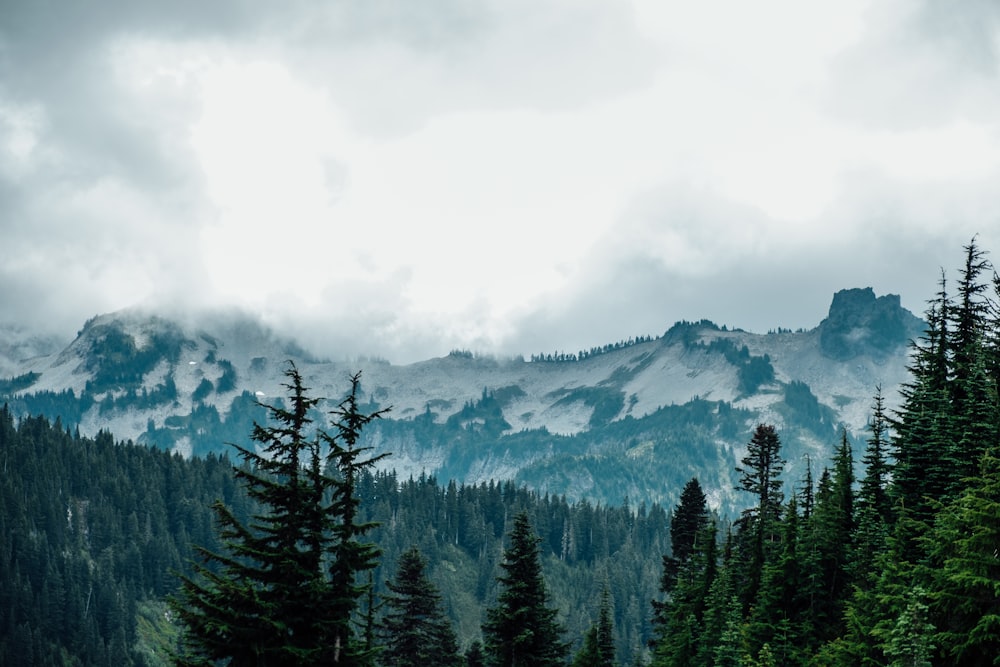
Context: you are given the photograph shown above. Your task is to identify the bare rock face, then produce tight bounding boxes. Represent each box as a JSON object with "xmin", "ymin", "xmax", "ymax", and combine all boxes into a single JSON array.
[{"xmin": 818, "ymin": 288, "xmax": 925, "ymax": 361}]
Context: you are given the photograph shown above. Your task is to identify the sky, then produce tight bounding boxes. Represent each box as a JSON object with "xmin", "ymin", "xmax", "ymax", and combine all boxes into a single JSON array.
[{"xmin": 2, "ymin": 0, "xmax": 1000, "ymax": 364}]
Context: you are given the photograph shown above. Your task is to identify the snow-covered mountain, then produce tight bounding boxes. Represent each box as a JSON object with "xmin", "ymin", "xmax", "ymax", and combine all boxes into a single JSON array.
[{"xmin": 0, "ymin": 288, "xmax": 923, "ymax": 511}]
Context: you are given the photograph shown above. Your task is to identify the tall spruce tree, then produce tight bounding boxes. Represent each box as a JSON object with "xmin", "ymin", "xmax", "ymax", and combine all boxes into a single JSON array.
[
  {"xmin": 378, "ymin": 546, "xmax": 462, "ymax": 667},
  {"xmin": 482, "ymin": 511, "xmax": 568, "ymax": 667},
  {"xmin": 171, "ymin": 365, "xmax": 387, "ymax": 667}
]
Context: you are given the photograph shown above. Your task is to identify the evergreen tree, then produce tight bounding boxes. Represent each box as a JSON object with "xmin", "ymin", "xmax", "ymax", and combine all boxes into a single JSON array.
[
  {"xmin": 482, "ymin": 511, "xmax": 568, "ymax": 667},
  {"xmin": 595, "ymin": 585, "xmax": 616, "ymax": 667},
  {"xmin": 733, "ymin": 424, "xmax": 785, "ymax": 610},
  {"xmin": 171, "ymin": 365, "xmax": 386, "ymax": 666},
  {"xmin": 651, "ymin": 478, "xmax": 707, "ymax": 631},
  {"xmin": 575, "ymin": 584, "xmax": 616, "ymax": 667},
  {"xmin": 859, "ymin": 386, "xmax": 892, "ymax": 526},
  {"xmin": 466, "ymin": 640, "xmax": 486, "ymax": 667},
  {"xmin": 925, "ymin": 449, "xmax": 1000, "ymax": 664},
  {"xmin": 697, "ymin": 527, "xmax": 739, "ymax": 667},
  {"xmin": 802, "ymin": 431, "xmax": 854, "ymax": 648},
  {"xmin": 829, "ymin": 391, "xmax": 895, "ymax": 666},
  {"xmin": 379, "ymin": 546, "xmax": 462, "ymax": 667},
  {"xmin": 746, "ymin": 497, "xmax": 803, "ymax": 664},
  {"xmin": 322, "ymin": 372, "xmax": 391, "ymax": 665},
  {"xmin": 891, "ymin": 273, "xmax": 956, "ymax": 528},
  {"xmin": 652, "ymin": 520, "xmax": 717, "ymax": 667},
  {"xmin": 573, "ymin": 627, "xmax": 604, "ymax": 667}
]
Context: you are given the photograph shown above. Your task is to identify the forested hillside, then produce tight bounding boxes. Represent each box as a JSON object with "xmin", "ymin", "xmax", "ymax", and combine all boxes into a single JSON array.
[{"xmin": 0, "ymin": 402, "xmax": 670, "ymax": 665}]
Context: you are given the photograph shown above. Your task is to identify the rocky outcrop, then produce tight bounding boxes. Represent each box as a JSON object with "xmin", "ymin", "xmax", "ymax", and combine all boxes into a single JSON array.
[{"xmin": 818, "ymin": 288, "xmax": 925, "ymax": 360}]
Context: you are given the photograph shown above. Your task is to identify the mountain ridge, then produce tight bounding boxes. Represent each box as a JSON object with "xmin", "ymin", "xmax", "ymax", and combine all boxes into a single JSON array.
[{"xmin": 0, "ymin": 287, "xmax": 923, "ymax": 511}]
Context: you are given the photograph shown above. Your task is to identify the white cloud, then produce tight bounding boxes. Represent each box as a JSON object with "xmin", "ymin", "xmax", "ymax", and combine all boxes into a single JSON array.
[{"xmin": 1, "ymin": 0, "xmax": 1000, "ymax": 362}]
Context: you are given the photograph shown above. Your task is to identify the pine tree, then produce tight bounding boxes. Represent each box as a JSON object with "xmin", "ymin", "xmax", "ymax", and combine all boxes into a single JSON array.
[
  {"xmin": 171, "ymin": 365, "xmax": 387, "ymax": 667},
  {"xmin": 171, "ymin": 363, "xmax": 330, "ymax": 666},
  {"xmin": 697, "ymin": 527, "xmax": 739, "ymax": 667},
  {"xmin": 482, "ymin": 511, "xmax": 568, "ymax": 667},
  {"xmin": 379, "ymin": 546, "xmax": 462, "ymax": 667}
]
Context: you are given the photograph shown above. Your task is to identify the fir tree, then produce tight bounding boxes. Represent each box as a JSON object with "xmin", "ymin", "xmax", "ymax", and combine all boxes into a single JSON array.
[
  {"xmin": 595, "ymin": 585, "xmax": 616, "ymax": 667},
  {"xmin": 171, "ymin": 365, "xmax": 387, "ymax": 667},
  {"xmin": 378, "ymin": 546, "xmax": 462, "ymax": 667},
  {"xmin": 746, "ymin": 497, "xmax": 803, "ymax": 664},
  {"xmin": 733, "ymin": 424, "xmax": 785, "ymax": 611},
  {"xmin": 323, "ymin": 372, "xmax": 391, "ymax": 665},
  {"xmin": 652, "ymin": 520, "xmax": 717, "ymax": 667},
  {"xmin": 925, "ymin": 449, "xmax": 1000, "ymax": 664},
  {"xmin": 859, "ymin": 386, "xmax": 892, "ymax": 526},
  {"xmin": 651, "ymin": 477, "xmax": 708, "ymax": 632},
  {"xmin": 482, "ymin": 511, "xmax": 568, "ymax": 667},
  {"xmin": 891, "ymin": 273, "xmax": 956, "ymax": 527},
  {"xmin": 466, "ymin": 640, "xmax": 486, "ymax": 667},
  {"xmin": 574, "ymin": 584, "xmax": 617, "ymax": 667}
]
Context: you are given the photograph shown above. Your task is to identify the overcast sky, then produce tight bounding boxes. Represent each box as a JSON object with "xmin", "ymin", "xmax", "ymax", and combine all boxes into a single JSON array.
[{"xmin": 2, "ymin": 0, "xmax": 999, "ymax": 363}]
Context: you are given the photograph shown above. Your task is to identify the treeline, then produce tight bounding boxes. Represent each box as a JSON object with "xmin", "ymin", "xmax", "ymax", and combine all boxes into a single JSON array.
[
  {"xmin": 649, "ymin": 240, "xmax": 1000, "ymax": 665},
  {"xmin": 530, "ymin": 335, "xmax": 657, "ymax": 363}
]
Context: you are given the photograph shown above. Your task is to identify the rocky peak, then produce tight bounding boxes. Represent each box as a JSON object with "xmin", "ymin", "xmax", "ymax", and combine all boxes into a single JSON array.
[{"xmin": 818, "ymin": 288, "xmax": 925, "ymax": 360}]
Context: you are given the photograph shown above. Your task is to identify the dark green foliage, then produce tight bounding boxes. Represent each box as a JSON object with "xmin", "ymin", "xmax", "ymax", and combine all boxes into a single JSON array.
[
  {"xmin": 550, "ymin": 386, "xmax": 626, "ymax": 429},
  {"xmin": 379, "ymin": 547, "xmax": 462, "ymax": 667},
  {"xmin": 466, "ymin": 640, "xmax": 486, "ymax": 667},
  {"xmin": 651, "ymin": 478, "xmax": 708, "ymax": 635},
  {"xmin": 0, "ymin": 371, "xmax": 40, "ymax": 394},
  {"xmin": 215, "ymin": 359, "xmax": 238, "ymax": 393},
  {"xmin": 925, "ymin": 450, "xmax": 1000, "ymax": 664},
  {"xmin": 171, "ymin": 365, "xmax": 387, "ymax": 666},
  {"xmin": 782, "ymin": 380, "xmax": 835, "ymax": 433},
  {"xmin": 360, "ymin": 471, "xmax": 668, "ymax": 665},
  {"xmin": 83, "ymin": 320, "xmax": 192, "ymax": 393},
  {"xmin": 0, "ymin": 404, "xmax": 237, "ymax": 666},
  {"xmin": 482, "ymin": 511, "xmax": 569, "ymax": 667},
  {"xmin": 733, "ymin": 424, "xmax": 784, "ymax": 611},
  {"xmin": 573, "ymin": 585, "xmax": 616, "ymax": 667},
  {"xmin": 323, "ymin": 372, "xmax": 392, "ymax": 666},
  {"xmin": 738, "ymin": 354, "xmax": 775, "ymax": 395},
  {"xmin": 191, "ymin": 378, "xmax": 213, "ymax": 403}
]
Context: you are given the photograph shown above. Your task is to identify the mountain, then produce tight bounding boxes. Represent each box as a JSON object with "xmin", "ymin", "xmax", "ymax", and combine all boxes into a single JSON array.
[{"xmin": 0, "ymin": 287, "xmax": 923, "ymax": 513}]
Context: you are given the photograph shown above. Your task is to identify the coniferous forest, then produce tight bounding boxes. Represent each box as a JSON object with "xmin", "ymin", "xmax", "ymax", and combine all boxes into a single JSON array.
[{"xmin": 3, "ymin": 241, "xmax": 1000, "ymax": 665}]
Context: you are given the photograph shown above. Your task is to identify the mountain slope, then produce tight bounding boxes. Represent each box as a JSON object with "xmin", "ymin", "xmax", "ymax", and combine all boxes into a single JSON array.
[{"xmin": 0, "ymin": 288, "xmax": 922, "ymax": 511}]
